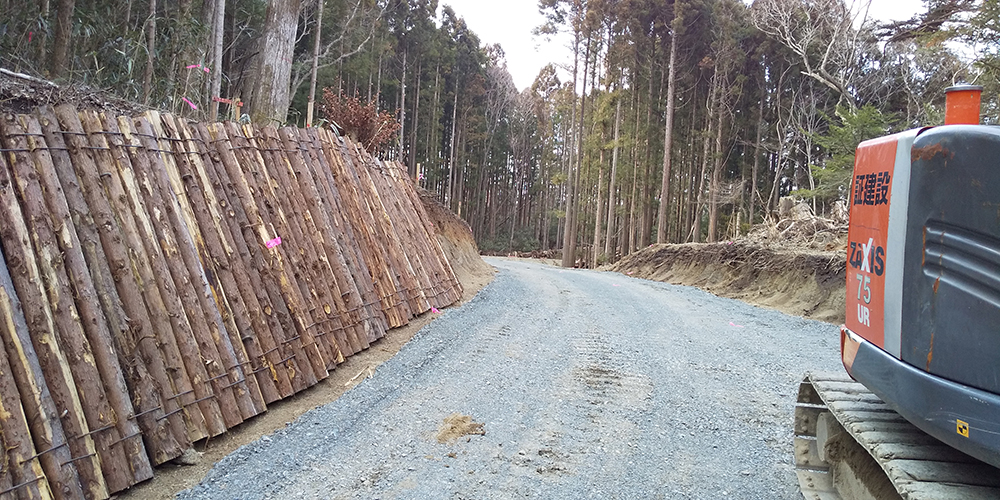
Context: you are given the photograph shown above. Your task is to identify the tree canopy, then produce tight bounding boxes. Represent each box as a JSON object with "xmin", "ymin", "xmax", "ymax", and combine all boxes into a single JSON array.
[{"xmin": 1, "ymin": 0, "xmax": 996, "ymax": 264}]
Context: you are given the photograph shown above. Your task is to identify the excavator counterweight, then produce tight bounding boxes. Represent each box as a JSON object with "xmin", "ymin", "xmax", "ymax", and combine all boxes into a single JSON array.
[{"xmin": 797, "ymin": 86, "xmax": 1000, "ymax": 499}]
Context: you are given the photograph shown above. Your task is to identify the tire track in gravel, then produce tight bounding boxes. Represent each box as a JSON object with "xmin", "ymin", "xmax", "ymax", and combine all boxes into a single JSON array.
[{"xmin": 178, "ymin": 258, "xmax": 843, "ymax": 500}]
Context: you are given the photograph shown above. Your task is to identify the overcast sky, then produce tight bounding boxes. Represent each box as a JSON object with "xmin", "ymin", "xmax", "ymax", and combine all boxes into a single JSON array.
[{"xmin": 438, "ymin": 0, "xmax": 926, "ymax": 92}]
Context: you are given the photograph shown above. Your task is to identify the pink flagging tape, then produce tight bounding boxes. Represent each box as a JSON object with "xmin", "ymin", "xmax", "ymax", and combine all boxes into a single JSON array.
[
  {"xmin": 431, "ymin": 307, "xmax": 441, "ymax": 314},
  {"xmin": 729, "ymin": 322, "xmax": 744, "ymax": 328},
  {"xmin": 266, "ymin": 237, "xmax": 282, "ymax": 249},
  {"xmin": 182, "ymin": 97, "xmax": 198, "ymax": 110}
]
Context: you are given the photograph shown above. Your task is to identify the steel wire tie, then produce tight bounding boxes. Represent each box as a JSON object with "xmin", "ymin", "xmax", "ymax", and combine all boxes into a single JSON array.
[
  {"xmin": 0, "ymin": 475, "xmax": 45, "ymax": 495},
  {"xmin": 133, "ymin": 406, "xmax": 164, "ymax": 418},
  {"xmin": 164, "ymin": 390, "xmax": 195, "ymax": 401},
  {"xmin": 107, "ymin": 430, "xmax": 143, "ymax": 447},
  {"xmin": 60, "ymin": 452, "xmax": 98, "ymax": 466},
  {"xmin": 181, "ymin": 394, "xmax": 218, "ymax": 407},
  {"xmin": 18, "ymin": 441, "xmax": 68, "ymax": 463},
  {"xmin": 156, "ymin": 406, "xmax": 186, "ymax": 420},
  {"xmin": 69, "ymin": 423, "xmax": 116, "ymax": 440}
]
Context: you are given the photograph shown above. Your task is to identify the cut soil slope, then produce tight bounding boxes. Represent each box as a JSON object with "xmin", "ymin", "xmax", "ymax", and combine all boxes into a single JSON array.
[
  {"xmin": 609, "ymin": 242, "xmax": 847, "ymax": 324},
  {"xmin": 420, "ymin": 189, "xmax": 495, "ymax": 295}
]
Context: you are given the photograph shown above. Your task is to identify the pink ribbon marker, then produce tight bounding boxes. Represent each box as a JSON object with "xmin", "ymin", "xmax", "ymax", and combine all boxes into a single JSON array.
[
  {"xmin": 266, "ymin": 237, "xmax": 282, "ymax": 249},
  {"xmin": 613, "ymin": 284, "xmax": 621, "ymax": 287},
  {"xmin": 182, "ymin": 97, "xmax": 198, "ymax": 110},
  {"xmin": 627, "ymin": 271, "xmax": 634, "ymax": 275},
  {"xmin": 730, "ymin": 322, "xmax": 744, "ymax": 328},
  {"xmin": 186, "ymin": 64, "xmax": 201, "ymax": 69},
  {"xmin": 431, "ymin": 307, "xmax": 441, "ymax": 314}
]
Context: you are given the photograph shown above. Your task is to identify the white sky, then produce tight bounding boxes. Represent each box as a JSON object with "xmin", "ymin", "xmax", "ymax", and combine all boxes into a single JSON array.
[
  {"xmin": 864, "ymin": 0, "xmax": 925, "ymax": 24},
  {"xmin": 438, "ymin": 0, "xmax": 564, "ymax": 91},
  {"xmin": 439, "ymin": 0, "xmax": 927, "ymax": 92}
]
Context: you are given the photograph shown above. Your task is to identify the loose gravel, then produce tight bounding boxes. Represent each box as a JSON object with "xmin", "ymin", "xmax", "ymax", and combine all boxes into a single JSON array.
[{"xmin": 177, "ymin": 258, "xmax": 843, "ymax": 499}]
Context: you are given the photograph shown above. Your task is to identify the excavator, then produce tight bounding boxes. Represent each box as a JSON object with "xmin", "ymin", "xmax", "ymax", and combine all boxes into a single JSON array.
[{"xmin": 794, "ymin": 86, "xmax": 1000, "ymax": 499}]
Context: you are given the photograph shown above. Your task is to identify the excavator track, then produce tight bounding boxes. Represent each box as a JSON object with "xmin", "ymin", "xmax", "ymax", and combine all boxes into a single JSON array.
[{"xmin": 794, "ymin": 371, "xmax": 1000, "ymax": 500}]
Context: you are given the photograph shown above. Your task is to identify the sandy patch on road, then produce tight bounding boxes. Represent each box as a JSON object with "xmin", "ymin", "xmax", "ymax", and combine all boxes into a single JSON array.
[{"xmin": 436, "ymin": 413, "xmax": 486, "ymax": 444}]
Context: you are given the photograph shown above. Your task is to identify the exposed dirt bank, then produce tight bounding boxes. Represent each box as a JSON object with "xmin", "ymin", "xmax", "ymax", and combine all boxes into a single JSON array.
[
  {"xmin": 608, "ymin": 241, "xmax": 847, "ymax": 324},
  {"xmin": 419, "ymin": 189, "xmax": 495, "ymax": 295}
]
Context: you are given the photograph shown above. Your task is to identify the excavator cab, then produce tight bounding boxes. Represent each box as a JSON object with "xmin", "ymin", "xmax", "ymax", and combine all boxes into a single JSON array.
[
  {"xmin": 840, "ymin": 85, "xmax": 1000, "ymax": 469},
  {"xmin": 795, "ymin": 87, "xmax": 1000, "ymax": 500}
]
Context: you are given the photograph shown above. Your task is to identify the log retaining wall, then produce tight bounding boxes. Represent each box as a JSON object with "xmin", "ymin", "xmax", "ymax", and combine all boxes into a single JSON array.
[{"xmin": 0, "ymin": 106, "xmax": 462, "ymax": 499}]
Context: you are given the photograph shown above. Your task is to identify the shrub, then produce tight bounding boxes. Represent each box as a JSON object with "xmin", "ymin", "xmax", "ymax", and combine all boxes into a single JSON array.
[{"xmin": 319, "ymin": 89, "xmax": 400, "ymax": 153}]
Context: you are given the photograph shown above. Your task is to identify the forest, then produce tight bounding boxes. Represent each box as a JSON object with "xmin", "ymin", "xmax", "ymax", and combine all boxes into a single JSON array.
[{"xmin": 1, "ymin": 0, "xmax": 997, "ymax": 267}]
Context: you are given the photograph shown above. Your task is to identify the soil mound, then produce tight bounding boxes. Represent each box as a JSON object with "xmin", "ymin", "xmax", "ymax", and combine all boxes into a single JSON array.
[
  {"xmin": 610, "ymin": 241, "xmax": 846, "ymax": 324},
  {"xmin": 610, "ymin": 199, "xmax": 848, "ymax": 324},
  {"xmin": 419, "ymin": 189, "xmax": 495, "ymax": 300}
]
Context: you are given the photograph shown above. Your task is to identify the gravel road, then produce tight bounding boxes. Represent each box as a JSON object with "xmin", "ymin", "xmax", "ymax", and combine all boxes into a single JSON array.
[{"xmin": 178, "ymin": 258, "xmax": 843, "ymax": 499}]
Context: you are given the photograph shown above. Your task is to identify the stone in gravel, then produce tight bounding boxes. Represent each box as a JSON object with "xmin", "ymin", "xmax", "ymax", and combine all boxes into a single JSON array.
[{"xmin": 171, "ymin": 448, "xmax": 202, "ymax": 466}]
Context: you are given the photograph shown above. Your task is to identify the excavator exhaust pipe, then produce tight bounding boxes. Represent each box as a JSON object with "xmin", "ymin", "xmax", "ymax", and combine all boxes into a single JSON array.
[{"xmin": 944, "ymin": 84, "xmax": 983, "ymax": 125}]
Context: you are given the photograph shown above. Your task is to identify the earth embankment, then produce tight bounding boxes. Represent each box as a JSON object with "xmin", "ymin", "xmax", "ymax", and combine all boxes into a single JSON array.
[
  {"xmin": 609, "ymin": 242, "xmax": 847, "ymax": 324},
  {"xmin": 419, "ymin": 189, "xmax": 495, "ymax": 299}
]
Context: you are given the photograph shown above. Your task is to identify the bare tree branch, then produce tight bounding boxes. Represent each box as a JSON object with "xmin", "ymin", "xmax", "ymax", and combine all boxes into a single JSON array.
[
  {"xmin": 0, "ymin": 67, "xmax": 58, "ymax": 87},
  {"xmin": 288, "ymin": 0, "xmax": 386, "ymax": 97},
  {"xmin": 751, "ymin": 0, "xmax": 869, "ymax": 109}
]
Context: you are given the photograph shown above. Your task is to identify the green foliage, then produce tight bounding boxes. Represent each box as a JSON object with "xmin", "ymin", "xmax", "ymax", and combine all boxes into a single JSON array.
[
  {"xmin": 477, "ymin": 228, "xmax": 540, "ymax": 254},
  {"xmin": 967, "ymin": 0, "xmax": 1000, "ymax": 78},
  {"xmin": 801, "ymin": 105, "xmax": 897, "ymax": 202}
]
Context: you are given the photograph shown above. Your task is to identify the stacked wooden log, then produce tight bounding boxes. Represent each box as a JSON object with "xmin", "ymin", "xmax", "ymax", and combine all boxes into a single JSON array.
[{"xmin": 0, "ymin": 106, "xmax": 462, "ymax": 499}]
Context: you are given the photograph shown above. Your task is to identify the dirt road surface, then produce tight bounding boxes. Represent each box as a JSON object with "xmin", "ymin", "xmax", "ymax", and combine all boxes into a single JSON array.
[{"xmin": 178, "ymin": 258, "xmax": 843, "ymax": 499}]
